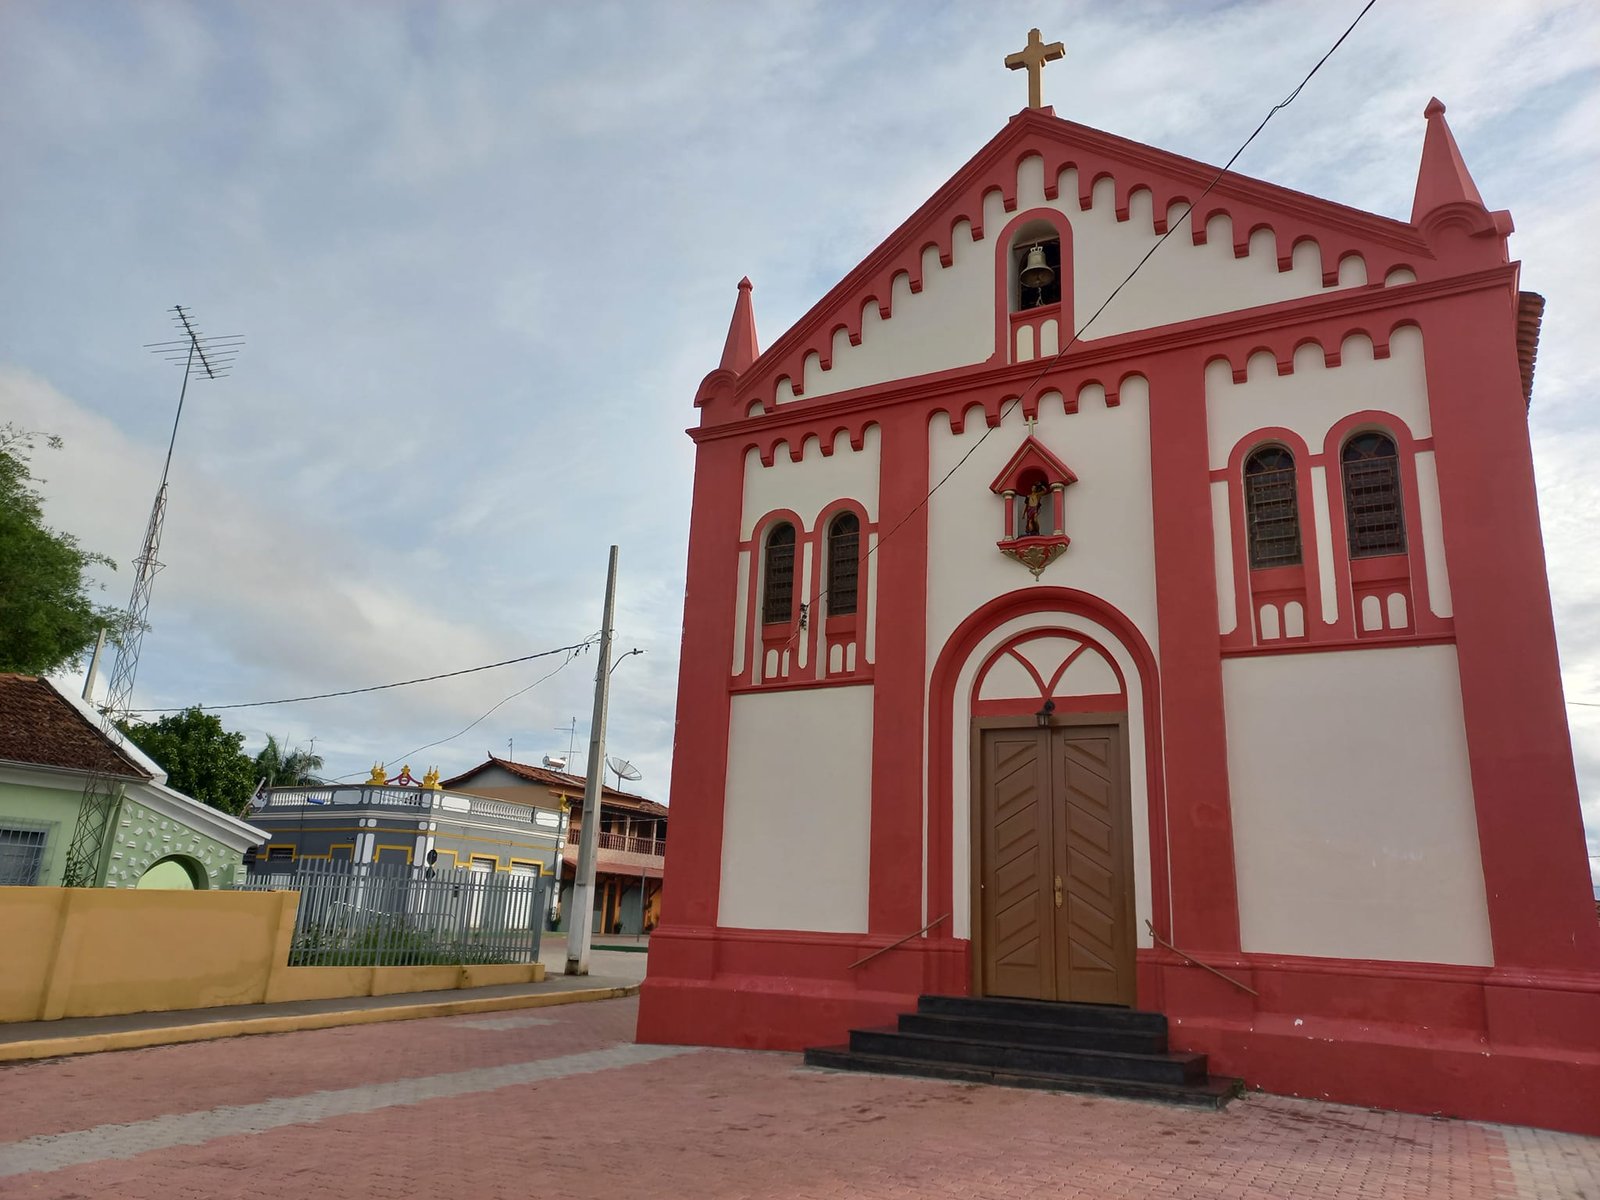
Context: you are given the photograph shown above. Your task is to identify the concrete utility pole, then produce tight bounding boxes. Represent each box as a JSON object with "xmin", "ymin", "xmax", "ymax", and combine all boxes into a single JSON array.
[{"xmin": 566, "ymin": 544, "xmax": 618, "ymax": 975}]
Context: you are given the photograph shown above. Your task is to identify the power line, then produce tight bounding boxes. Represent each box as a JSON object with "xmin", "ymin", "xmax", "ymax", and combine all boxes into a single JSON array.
[
  {"xmin": 331, "ymin": 640, "xmax": 594, "ymax": 779},
  {"xmin": 783, "ymin": 0, "xmax": 1379, "ymax": 646},
  {"xmin": 126, "ymin": 637, "xmax": 600, "ymax": 714}
]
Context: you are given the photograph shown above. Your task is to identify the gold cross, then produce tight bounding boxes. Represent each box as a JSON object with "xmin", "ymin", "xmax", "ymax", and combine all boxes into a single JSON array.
[{"xmin": 1005, "ymin": 28, "xmax": 1065, "ymax": 110}]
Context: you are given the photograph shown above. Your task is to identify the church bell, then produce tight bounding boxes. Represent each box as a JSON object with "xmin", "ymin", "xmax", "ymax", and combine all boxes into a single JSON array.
[{"xmin": 1019, "ymin": 243, "xmax": 1055, "ymax": 289}]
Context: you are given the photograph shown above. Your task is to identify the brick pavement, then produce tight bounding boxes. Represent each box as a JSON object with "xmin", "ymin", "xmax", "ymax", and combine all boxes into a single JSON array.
[{"xmin": 1, "ymin": 995, "xmax": 1595, "ymax": 1199}]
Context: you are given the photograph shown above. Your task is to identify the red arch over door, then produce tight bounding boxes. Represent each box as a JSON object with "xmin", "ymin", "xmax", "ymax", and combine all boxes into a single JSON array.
[{"xmin": 925, "ymin": 587, "xmax": 1171, "ymax": 941}]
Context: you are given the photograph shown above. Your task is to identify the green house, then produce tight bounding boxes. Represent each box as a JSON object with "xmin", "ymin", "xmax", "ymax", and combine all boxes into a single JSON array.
[{"xmin": 0, "ymin": 674, "xmax": 265, "ymax": 888}]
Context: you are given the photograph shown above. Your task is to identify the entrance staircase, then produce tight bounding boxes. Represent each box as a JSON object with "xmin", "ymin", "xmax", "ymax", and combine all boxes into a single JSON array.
[{"xmin": 805, "ymin": 994, "xmax": 1242, "ymax": 1108}]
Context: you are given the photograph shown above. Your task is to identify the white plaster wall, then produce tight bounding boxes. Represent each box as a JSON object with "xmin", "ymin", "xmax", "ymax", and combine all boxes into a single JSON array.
[
  {"xmin": 926, "ymin": 379, "xmax": 1159, "ymax": 675},
  {"xmin": 1211, "ymin": 481, "xmax": 1236, "ymax": 635},
  {"xmin": 719, "ymin": 686, "xmax": 875, "ymax": 933},
  {"xmin": 1051, "ymin": 165, "xmax": 1339, "ymax": 340},
  {"xmin": 1205, "ymin": 325, "xmax": 1431, "ymax": 470},
  {"xmin": 1414, "ymin": 449, "xmax": 1452, "ymax": 618},
  {"xmin": 740, "ymin": 426, "xmax": 881, "ymax": 540},
  {"xmin": 796, "ymin": 236, "xmax": 995, "ymax": 402},
  {"xmin": 1222, "ymin": 645, "xmax": 1493, "ymax": 966},
  {"xmin": 944, "ymin": 612, "xmax": 1155, "ymax": 946}
]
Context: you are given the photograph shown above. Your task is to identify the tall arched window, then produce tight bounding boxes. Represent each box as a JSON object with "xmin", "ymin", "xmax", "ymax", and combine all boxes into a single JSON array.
[
  {"xmin": 1244, "ymin": 446, "xmax": 1302, "ymax": 568},
  {"xmin": 826, "ymin": 513, "xmax": 860, "ymax": 615},
  {"xmin": 1341, "ymin": 433, "xmax": 1406, "ymax": 557},
  {"xmin": 762, "ymin": 523, "xmax": 796, "ymax": 624}
]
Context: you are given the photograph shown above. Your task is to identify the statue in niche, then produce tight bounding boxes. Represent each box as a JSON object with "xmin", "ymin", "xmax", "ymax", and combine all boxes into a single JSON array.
[{"xmin": 1022, "ymin": 480, "xmax": 1049, "ymax": 537}]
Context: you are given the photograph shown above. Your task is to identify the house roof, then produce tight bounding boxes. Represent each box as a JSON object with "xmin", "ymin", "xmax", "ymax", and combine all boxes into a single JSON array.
[
  {"xmin": 441, "ymin": 756, "xmax": 669, "ymax": 817},
  {"xmin": 0, "ymin": 674, "xmax": 152, "ymax": 779}
]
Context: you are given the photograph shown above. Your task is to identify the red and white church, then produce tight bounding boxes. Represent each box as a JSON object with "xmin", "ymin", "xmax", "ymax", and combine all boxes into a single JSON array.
[{"xmin": 637, "ymin": 44, "xmax": 1599, "ymax": 1133}]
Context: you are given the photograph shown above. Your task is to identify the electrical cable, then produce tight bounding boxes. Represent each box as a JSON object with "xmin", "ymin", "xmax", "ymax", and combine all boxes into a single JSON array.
[
  {"xmin": 778, "ymin": 0, "xmax": 1380, "ymax": 649},
  {"xmin": 330, "ymin": 640, "xmax": 594, "ymax": 780},
  {"xmin": 126, "ymin": 637, "xmax": 600, "ymax": 714}
]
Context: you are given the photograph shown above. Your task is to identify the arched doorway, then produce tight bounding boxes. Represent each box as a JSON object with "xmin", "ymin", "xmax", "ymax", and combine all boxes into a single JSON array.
[
  {"xmin": 136, "ymin": 856, "xmax": 207, "ymax": 890},
  {"xmin": 926, "ymin": 588, "xmax": 1170, "ymax": 1006}
]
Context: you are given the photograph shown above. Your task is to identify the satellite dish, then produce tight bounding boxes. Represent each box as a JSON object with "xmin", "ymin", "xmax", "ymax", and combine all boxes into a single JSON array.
[{"xmin": 606, "ymin": 755, "xmax": 642, "ymax": 787}]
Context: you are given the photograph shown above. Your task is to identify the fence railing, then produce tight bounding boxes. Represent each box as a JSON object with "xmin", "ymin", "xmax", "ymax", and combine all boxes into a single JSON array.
[
  {"xmin": 239, "ymin": 859, "xmax": 550, "ymax": 968},
  {"xmin": 566, "ymin": 827, "xmax": 665, "ymax": 858}
]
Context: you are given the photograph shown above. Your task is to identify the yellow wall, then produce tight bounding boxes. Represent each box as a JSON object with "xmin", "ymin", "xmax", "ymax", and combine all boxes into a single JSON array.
[{"xmin": 0, "ymin": 887, "xmax": 545, "ymax": 1023}]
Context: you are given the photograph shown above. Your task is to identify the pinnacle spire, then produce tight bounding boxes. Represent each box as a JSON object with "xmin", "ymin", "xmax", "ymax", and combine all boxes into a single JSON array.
[
  {"xmin": 718, "ymin": 277, "xmax": 759, "ymax": 374},
  {"xmin": 1411, "ymin": 98, "xmax": 1486, "ymax": 225}
]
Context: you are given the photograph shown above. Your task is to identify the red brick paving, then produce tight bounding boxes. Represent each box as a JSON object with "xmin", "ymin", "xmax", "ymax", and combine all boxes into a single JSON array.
[{"xmin": 2, "ymin": 996, "xmax": 1595, "ymax": 1198}]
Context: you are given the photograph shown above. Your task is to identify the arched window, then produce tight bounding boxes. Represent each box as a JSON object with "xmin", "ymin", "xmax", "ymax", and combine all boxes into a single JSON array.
[
  {"xmin": 762, "ymin": 523, "xmax": 796, "ymax": 624},
  {"xmin": 826, "ymin": 513, "xmax": 860, "ymax": 615},
  {"xmin": 1244, "ymin": 446, "xmax": 1301, "ymax": 568},
  {"xmin": 1341, "ymin": 433, "xmax": 1406, "ymax": 558}
]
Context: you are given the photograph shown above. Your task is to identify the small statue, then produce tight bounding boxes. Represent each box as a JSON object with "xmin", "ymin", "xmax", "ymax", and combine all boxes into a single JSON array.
[{"xmin": 1022, "ymin": 481, "xmax": 1049, "ymax": 536}]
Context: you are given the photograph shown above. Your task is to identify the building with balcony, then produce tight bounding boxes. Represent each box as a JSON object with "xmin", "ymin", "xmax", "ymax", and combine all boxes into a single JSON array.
[
  {"xmin": 244, "ymin": 768, "xmax": 563, "ymax": 893},
  {"xmin": 442, "ymin": 756, "xmax": 667, "ymax": 937}
]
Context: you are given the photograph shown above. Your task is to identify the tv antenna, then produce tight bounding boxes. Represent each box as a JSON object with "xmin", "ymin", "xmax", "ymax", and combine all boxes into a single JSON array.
[
  {"xmin": 62, "ymin": 306, "xmax": 243, "ymax": 887},
  {"xmin": 606, "ymin": 755, "xmax": 642, "ymax": 790}
]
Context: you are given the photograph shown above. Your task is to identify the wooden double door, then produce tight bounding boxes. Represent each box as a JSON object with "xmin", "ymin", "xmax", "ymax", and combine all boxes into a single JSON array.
[{"xmin": 975, "ymin": 720, "xmax": 1135, "ymax": 1006}]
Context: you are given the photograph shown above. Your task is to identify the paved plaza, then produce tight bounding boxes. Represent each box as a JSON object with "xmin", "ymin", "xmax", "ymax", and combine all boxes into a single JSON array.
[{"xmin": 0, "ymin": 995, "xmax": 1595, "ymax": 1199}]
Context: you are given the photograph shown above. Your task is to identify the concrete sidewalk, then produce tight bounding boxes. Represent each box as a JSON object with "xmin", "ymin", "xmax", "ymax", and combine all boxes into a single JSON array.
[{"xmin": 0, "ymin": 970, "xmax": 639, "ymax": 1063}]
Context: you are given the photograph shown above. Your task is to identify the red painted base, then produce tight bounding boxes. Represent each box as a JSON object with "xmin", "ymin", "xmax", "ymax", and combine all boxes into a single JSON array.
[{"xmin": 638, "ymin": 930, "xmax": 1600, "ymax": 1136}]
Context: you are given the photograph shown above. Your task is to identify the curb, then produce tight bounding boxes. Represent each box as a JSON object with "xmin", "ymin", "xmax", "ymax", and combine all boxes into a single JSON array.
[{"xmin": 0, "ymin": 983, "xmax": 641, "ymax": 1064}]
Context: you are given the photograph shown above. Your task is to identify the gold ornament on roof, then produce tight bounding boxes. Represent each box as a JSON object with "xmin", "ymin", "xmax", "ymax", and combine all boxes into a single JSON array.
[
  {"xmin": 1005, "ymin": 28, "xmax": 1065, "ymax": 110},
  {"xmin": 422, "ymin": 766, "xmax": 442, "ymax": 790},
  {"xmin": 367, "ymin": 763, "xmax": 388, "ymax": 786}
]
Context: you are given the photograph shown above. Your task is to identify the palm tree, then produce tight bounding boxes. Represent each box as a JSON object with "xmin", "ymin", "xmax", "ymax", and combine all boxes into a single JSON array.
[{"xmin": 254, "ymin": 735, "xmax": 325, "ymax": 787}]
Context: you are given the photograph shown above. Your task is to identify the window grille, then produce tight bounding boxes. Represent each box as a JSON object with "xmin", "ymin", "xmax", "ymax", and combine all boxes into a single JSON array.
[
  {"xmin": 1342, "ymin": 433, "xmax": 1406, "ymax": 558},
  {"xmin": 267, "ymin": 845, "xmax": 296, "ymax": 862},
  {"xmin": 0, "ymin": 824, "xmax": 50, "ymax": 886},
  {"xmin": 827, "ymin": 513, "xmax": 860, "ymax": 615},
  {"xmin": 762, "ymin": 523, "xmax": 796, "ymax": 624},
  {"xmin": 1244, "ymin": 447, "xmax": 1302, "ymax": 568}
]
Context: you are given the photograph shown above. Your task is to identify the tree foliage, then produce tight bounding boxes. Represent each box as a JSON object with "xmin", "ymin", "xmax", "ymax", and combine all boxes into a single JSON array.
[
  {"xmin": 0, "ymin": 425, "xmax": 119, "ymax": 676},
  {"xmin": 119, "ymin": 708, "xmax": 257, "ymax": 816},
  {"xmin": 254, "ymin": 734, "xmax": 324, "ymax": 787}
]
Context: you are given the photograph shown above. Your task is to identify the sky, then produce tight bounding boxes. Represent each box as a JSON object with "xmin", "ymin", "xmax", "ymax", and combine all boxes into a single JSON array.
[{"xmin": 1, "ymin": 1, "xmax": 1597, "ymax": 873}]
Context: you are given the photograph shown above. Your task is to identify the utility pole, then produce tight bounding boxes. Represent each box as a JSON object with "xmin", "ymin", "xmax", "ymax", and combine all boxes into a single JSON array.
[
  {"xmin": 81, "ymin": 628, "xmax": 108, "ymax": 702},
  {"xmin": 566, "ymin": 545, "xmax": 618, "ymax": 975}
]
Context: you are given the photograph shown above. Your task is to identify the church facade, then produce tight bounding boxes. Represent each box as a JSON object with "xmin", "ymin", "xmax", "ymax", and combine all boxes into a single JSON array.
[{"xmin": 637, "ymin": 89, "xmax": 1599, "ymax": 1133}]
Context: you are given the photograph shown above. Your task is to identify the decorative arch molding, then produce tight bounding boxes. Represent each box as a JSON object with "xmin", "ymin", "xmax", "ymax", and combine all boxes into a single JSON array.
[
  {"xmin": 992, "ymin": 206, "xmax": 1076, "ymax": 363},
  {"xmin": 926, "ymin": 588, "xmax": 1170, "ymax": 947},
  {"xmin": 1211, "ymin": 317, "xmax": 1423, "ymax": 384}
]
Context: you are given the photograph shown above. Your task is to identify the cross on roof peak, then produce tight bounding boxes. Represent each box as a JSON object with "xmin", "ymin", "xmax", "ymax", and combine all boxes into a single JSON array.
[{"xmin": 1005, "ymin": 28, "xmax": 1065, "ymax": 111}]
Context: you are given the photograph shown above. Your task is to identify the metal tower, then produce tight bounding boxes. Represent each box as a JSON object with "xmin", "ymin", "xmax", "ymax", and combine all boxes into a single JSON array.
[{"xmin": 61, "ymin": 306, "xmax": 242, "ymax": 886}]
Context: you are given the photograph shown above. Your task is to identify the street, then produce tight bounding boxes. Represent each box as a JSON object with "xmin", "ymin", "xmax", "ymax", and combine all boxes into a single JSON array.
[{"xmin": 1, "ymin": 994, "xmax": 1595, "ymax": 1198}]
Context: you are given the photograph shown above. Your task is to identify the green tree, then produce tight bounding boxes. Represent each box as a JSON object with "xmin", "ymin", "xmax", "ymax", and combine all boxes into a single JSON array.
[
  {"xmin": 254, "ymin": 735, "xmax": 324, "ymax": 787},
  {"xmin": 0, "ymin": 425, "xmax": 119, "ymax": 675},
  {"xmin": 118, "ymin": 708, "xmax": 257, "ymax": 816}
]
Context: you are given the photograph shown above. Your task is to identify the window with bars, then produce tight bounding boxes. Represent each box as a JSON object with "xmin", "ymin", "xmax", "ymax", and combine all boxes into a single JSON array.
[
  {"xmin": 1341, "ymin": 433, "xmax": 1406, "ymax": 558},
  {"xmin": 0, "ymin": 824, "xmax": 50, "ymax": 886},
  {"xmin": 827, "ymin": 512, "xmax": 860, "ymax": 616},
  {"xmin": 1244, "ymin": 447, "xmax": 1302, "ymax": 568},
  {"xmin": 762, "ymin": 523, "xmax": 796, "ymax": 624}
]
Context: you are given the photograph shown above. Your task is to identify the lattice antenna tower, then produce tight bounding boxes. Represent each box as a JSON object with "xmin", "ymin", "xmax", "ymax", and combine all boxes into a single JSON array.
[{"xmin": 61, "ymin": 306, "xmax": 243, "ymax": 886}]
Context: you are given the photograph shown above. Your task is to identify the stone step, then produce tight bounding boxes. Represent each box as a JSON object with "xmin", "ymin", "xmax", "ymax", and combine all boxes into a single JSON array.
[
  {"xmin": 897, "ymin": 1012, "xmax": 1167, "ymax": 1055},
  {"xmin": 915, "ymin": 994, "xmax": 1168, "ymax": 1035},
  {"xmin": 847, "ymin": 1027, "xmax": 1206, "ymax": 1086},
  {"xmin": 805, "ymin": 1044, "xmax": 1241, "ymax": 1109}
]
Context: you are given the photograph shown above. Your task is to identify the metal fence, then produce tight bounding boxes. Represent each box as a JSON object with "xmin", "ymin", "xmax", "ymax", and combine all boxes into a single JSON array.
[{"xmin": 239, "ymin": 859, "xmax": 551, "ymax": 968}]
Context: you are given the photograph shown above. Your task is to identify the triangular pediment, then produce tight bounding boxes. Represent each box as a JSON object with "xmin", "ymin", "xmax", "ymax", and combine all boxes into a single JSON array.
[
  {"xmin": 725, "ymin": 106, "xmax": 1434, "ymax": 414},
  {"xmin": 989, "ymin": 435, "xmax": 1077, "ymax": 495}
]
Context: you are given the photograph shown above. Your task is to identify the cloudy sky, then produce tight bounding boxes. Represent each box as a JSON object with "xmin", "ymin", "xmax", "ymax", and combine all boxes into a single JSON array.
[{"xmin": 2, "ymin": 1, "xmax": 1597, "ymax": 869}]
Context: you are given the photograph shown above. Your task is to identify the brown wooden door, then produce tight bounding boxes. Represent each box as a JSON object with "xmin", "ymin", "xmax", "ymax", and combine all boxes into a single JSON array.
[{"xmin": 978, "ymin": 722, "xmax": 1135, "ymax": 1006}]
